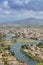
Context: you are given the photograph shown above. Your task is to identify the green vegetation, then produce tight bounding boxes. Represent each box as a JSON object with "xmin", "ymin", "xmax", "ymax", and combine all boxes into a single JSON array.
[
  {"xmin": 0, "ymin": 38, "xmax": 4, "ymax": 42},
  {"xmin": 12, "ymin": 38, "xmax": 17, "ymax": 43},
  {"xmin": 21, "ymin": 48, "xmax": 39, "ymax": 62},
  {"xmin": 17, "ymin": 38, "xmax": 36, "ymax": 43},
  {"xmin": 36, "ymin": 42, "xmax": 43, "ymax": 48},
  {"xmin": 36, "ymin": 63, "xmax": 43, "ymax": 65},
  {"xmin": 21, "ymin": 45, "xmax": 43, "ymax": 62},
  {"xmin": 0, "ymin": 35, "xmax": 15, "ymax": 65}
]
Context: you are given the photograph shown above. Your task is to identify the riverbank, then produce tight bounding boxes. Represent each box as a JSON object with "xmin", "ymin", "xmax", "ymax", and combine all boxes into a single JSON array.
[
  {"xmin": 0, "ymin": 38, "xmax": 27, "ymax": 65},
  {"xmin": 21, "ymin": 44, "xmax": 43, "ymax": 63},
  {"xmin": 12, "ymin": 38, "xmax": 37, "ymax": 43},
  {"xmin": 0, "ymin": 33, "xmax": 41, "ymax": 65},
  {"xmin": 37, "ymin": 63, "xmax": 43, "ymax": 65}
]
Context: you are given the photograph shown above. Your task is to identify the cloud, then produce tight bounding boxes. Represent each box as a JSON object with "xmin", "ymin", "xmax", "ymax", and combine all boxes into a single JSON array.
[
  {"xmin": 0, "ymin": 0, "xmax": 43, "ymax": 10},
  {"xmin": 5, "ymin": 10, "xmax": 10, "ymax": 14},
  {"xmin": 0, "ymin": 8, "xmax": 43, "ymax": 22},
  {"xmin": 13, "ymin": 0, "xmax": 23, "ymax": 5},
  {"xmin": 25, "ymin": 0, "xmax": 30, "ymax": 4},
  {"xmin": 11, "ymin": 0, "xmax": 30, "ymax": 5},
  {"xmin": 3, "ymin": 1, "xmax": 8, "ymax": 7},
  {"xmin": 8, "ymin": 0, "xmax": 31, "ymax": 10},
  {"xmin": 0, "ymin": 0, "xmax": 43, "ymax": 23}
]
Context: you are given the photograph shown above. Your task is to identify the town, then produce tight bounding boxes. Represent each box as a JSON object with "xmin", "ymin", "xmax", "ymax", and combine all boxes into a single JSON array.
[
  {"xmin": 0, "ymin": 25, "xmax": 43, "ymax": 40},
  {"xmin": 0, "ymin": 25, "xmax": 43, "ymax": 65},
  {"xmin": 21, "ymin": 42, "xmax": 43, "ymax": 62}
]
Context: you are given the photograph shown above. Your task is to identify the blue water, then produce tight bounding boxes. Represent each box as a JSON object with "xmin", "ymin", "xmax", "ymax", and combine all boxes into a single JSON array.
[
  {"xmin": 11, "ymin": 43, "xmax": 38, "ymax": 65},
  {"xmin": 4, "ymin": 33, "xmax": 41, "ymax": 65}
]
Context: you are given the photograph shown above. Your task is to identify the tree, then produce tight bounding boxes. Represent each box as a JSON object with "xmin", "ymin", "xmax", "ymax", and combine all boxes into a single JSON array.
[{"xmin": 3, "ymin": 58, "xmax": 8, "ymax": 65}]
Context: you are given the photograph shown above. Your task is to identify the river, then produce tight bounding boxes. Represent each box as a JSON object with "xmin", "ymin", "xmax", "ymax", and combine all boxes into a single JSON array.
[
  {"xmin": 11, "ymin": 43, "xmax": 38, "ymax": 65},
  {"xmin": 5, "ymin": 33, "xmax": 41, "ymax": 65}
]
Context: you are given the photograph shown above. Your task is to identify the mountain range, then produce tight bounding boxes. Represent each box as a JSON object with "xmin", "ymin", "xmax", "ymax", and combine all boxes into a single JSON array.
[{"xmin": 5, "ymin": 18, "xmax": 43, "ymax": 26}]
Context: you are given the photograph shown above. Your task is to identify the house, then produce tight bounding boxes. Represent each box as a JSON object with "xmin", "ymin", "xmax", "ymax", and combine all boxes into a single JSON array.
[{"xmin": 0, "ymin": 62, "xmax": 4, "ymax": 65}]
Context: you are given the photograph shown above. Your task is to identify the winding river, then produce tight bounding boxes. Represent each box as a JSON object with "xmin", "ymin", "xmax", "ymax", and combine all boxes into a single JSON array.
[
  {"xmin": 5, "ymin": 33, "xmax": 41, "ymax": 65},
  {"xmin": 11, "ymin": 43, "xmax": 38, "ymax": 65}
]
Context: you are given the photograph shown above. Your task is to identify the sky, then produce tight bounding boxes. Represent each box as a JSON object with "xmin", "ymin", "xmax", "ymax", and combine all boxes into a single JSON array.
[{"xmin": 0, "ymin": 0, "xmax": 43, "ymax": 22}]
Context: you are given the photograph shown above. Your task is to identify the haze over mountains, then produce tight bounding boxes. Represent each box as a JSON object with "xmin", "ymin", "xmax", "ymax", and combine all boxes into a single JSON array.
[{"xmin": 4, "ymin": 18, "xmax": 43, "ymax": 25}]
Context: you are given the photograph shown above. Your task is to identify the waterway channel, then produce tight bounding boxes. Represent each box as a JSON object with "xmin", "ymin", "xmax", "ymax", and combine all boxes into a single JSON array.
[
  {"xmin": 11, "ymin": 42, "xmax": 38, "ymax": 65},
  {"xmin": 5, "ymin": 33, "xmax": 41, "ymax": 65}
]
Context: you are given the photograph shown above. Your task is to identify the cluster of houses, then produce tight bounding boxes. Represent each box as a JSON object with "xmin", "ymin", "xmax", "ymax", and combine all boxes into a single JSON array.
[
  {"xmin": 24, "ymin": 45, "xmax": 43, "ymax": 60},
  {"xmin": 0, "ymin": 47, "xmax": 27, "ymax": 65},
  {"xmin": 0, "ymin": 28, "xmax": 28, "ymax": 65},
  {"xmin": 0, "ymin": 26, "xmax": 43, "ymax": 65},
  {"xmin": 0, "ymin": 27, "xmax": 43, "ymax": 40},
  {"xmin": 9, "ymin": 27, "xmax": 43, "ymax": 40}
]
